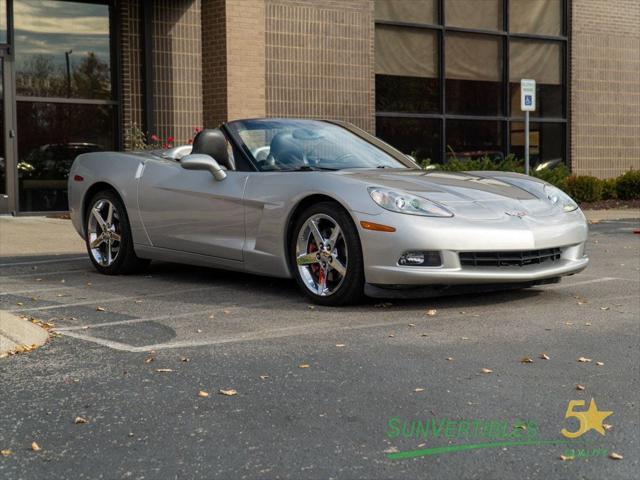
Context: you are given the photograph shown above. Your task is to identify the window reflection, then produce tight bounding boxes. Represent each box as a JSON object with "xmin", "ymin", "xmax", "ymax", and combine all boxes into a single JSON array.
[
  {"xmin": 510, "ymin": 122, "xmax": 564, "ymax": 168},
  {"xmin": 1, "ymin": 0, "xmax": 7, "ymax": 43},
  {"xmin": 446, "ymin": 34, "xmax": 502, "ymax": 115},
  {"xmin": 510, "ymin": 39, "xmax": 563, "ymax": 118},
  {"xmin": 446, "ymin": 120, "xmax": 504, "ymax": 162},
  {"xmin": 15, "ymin": 0, "xmax": 112, "ymax": 99},
  {"xmin": 17, "ymin": 102, "xmax": 115, "ymax": 211},
  {"xmin": 375, "ymin": 26, "xmax": 439, "ymax": 113},
  {"xmin": 376, "ymin": 117, "xmax": 440, "ymax": 165}
]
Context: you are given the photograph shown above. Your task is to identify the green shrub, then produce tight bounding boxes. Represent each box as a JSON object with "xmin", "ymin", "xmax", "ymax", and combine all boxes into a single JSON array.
[
  {"xmin": 601, "ymin": 178, "xmax": 618, "ymax": 200},
  {"xmin": 564, "ymin": 175, "xmax": 603, "ymax": 203},
  {"xmin": 616, "ymin": 169, "xmax": 640, "ymax": 200}
]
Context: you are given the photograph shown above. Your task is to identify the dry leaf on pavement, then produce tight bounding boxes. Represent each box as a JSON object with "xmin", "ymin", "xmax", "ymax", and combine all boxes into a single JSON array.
[
  {"xmin": 446, "ymin": 357, "xmax": 454, "ymax": 361},
  {"xmin": 609, "ymin": 452, "xmax": 623, "ymax": 460},
  {"xmin": 219, "ymin": 389, "xmax": 237, "ymax": 396},
  {"xmin": 198, "ymin": 391, "xmax": 209, "ymax": 398},
  {"xmin": 1, "ymin": 449, "xmax": 12, "ymax": 457},
  {"xmin": 578, "ymin": 357, "xmax": 592, "ymax": 363},
  {"xmin": 407, "ymin": 323, "xmax": 416, "ymax": 327},
  {"xmin": 74, "ymin": 416, "xmax": 88, "ymax": 424},
  {"xmin": 31, "ymin": 442, "xmax": 41, "ymax": 452},
  {"xmin": 388, "ymin": 333, "xmax": 395, "ymax": 338},
  {"xmin": 335, "ymin": 344, "xmax": 346, "ymax": 347},
  {"xmin": 155, "ymin": 368, "xmax": 173, "ymax": 373},
  {"xmin": 299, "ymin": 364, "xmax": 310, "ymax": 368},
  {"xmin": 539, "ymin": 353, "xmax": 550, "ymax": 360},
  {"xmin": 520, "ymin": 357, "xmax": 534, "ymax": 364},
  {"xmin": 259, "ymin": 375, "xmax": 269, "ymax": 380},
  {"xmin": 96, "ymin": 306, "xmax": 105, "ymax": 312},
  {"xmin": 481, "ymin": 368, "xmax": 493, "ymax": 374},
  {"xmin": 603, "ymin": 423, "xmax": 613, "ymax": 431},
  {"xmin": 596, "ymin": 361, "xmax": 604, "ymax": 366},
  {"xmin": 560, "ymin": 454, "xmax": 574, "ymax": 461},
  {"xmin": 180, "ymin": 357, "xmax": 190, "ymax": 362},
  {"xmin": 414, "ymin": 388, "xmax": 425, "ymax": 392},
  {"xmin": 576, "ymin": 384, "xmax": 585, "ymax": 391},
  {"xmin": 426, "ymin": 309, "xmax": 437, "ymax": 316}
]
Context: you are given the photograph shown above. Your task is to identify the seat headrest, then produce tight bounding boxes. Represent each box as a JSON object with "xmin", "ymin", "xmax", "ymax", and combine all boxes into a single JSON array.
[
  {"xmin": 269, "ymin": 132, "xmax": 305, "ymax": 167},
  {"xmin": 191, "ymin": 129, "xmax": 234, "ymax": 170}
]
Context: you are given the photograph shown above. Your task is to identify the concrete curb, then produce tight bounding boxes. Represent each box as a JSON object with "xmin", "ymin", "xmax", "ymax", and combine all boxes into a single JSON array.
[{"xmin": 0, "ymin": 311, "xmax": 49, "ymax": 356}]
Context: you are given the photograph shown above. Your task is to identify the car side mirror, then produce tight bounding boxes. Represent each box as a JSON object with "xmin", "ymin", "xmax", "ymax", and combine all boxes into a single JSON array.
[{"xmin": 180, "ymin": 154, "xmax": 227, "ymax": 181}]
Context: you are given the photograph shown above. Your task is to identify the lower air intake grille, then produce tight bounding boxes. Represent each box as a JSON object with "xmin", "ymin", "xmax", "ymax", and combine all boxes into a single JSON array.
[{"xmin": 459, "ymin": 248, "xmax": 562, "ymax": 268}]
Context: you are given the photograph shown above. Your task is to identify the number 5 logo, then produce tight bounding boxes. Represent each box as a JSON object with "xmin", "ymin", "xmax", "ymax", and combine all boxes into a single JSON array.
[{"xmin": 561, "ymin": 398, "xmax": 613, "ymax": 438}]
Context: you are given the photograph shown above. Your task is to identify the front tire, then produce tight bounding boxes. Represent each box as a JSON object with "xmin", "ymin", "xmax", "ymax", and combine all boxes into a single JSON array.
[
  {"xmin": 290, "ymin": 201, "xmax": 364, "ymax": 306},
  {"xmin": 85, "ymin": 189, "xmax": 149, "ymax": 275}
]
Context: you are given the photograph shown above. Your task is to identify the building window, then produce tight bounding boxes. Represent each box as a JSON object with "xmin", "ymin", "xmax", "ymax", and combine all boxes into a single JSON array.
[
  {"xmin": 445, "ymin": 0, "xmax": 503, "ymax": 32},
  {"xmin": 374, "ymin": 0, "xmax": 568, "ymax": 167},
  {"xmin": 509, "ymin": 0, "xmax": 563, "ymax": 36},
  {"xmin": 375, "ymin": 25, "xmax": 439, "ymax": 113},
  {"xmin": 445, "ymin": 33, "xmax": 502, "ymax": 116},
  {"xmin": 15, "ymin": 0, "xmax": 116, "ymax": 212}
]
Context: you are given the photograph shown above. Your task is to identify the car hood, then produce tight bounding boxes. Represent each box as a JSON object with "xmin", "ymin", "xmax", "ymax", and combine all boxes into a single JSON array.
[{"xmin": 339, "ymin": 169, "xmax": 555, "ymax": 220}]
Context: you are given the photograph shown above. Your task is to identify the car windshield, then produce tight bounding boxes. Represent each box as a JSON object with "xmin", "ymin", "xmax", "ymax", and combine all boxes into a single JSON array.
[{"xmin": 225, "ymin": 119, "xmax": 412, "ymax": 172}]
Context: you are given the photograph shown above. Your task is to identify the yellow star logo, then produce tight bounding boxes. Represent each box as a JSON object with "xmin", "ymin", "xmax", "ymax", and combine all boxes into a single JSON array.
[{"xmin": 561, "ymin": 398, "xmax": 613, "ymax": 438}]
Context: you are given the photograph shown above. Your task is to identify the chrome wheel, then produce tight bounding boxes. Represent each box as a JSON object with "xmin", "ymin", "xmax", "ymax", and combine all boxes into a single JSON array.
[
  {"xmin": 87, "ymin": 199, "xmax": 122, "ymax": 267},
  {"xmin": 295, "ymin": 213, "xmax": 348, "ymax": 296}
]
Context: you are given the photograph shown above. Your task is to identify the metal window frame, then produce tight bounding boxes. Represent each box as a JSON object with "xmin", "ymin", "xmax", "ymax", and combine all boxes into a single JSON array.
[
  {"xmin": 375, "ymin": 0, "xmax": 569, "ymax": 166},
  {"xmin": 2, "ymin": 0, "xmax": 121, "ymax": 214}
]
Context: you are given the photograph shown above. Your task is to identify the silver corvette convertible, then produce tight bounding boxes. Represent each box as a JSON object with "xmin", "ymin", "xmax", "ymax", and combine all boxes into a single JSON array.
[{"xmin": 69, "ymin": 118, "xmax": 588, "ymax": 305}]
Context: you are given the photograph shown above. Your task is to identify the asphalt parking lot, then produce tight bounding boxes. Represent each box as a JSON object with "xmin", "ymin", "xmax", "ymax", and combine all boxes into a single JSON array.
[{"xmin": 1, "ymin": 218, "xmax": 639, "ymax": 479}]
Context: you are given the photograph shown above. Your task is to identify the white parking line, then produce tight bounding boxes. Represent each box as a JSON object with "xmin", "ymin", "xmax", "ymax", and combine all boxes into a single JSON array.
[{"xmin": 0, "ymin": 256, "xmax": 87, "ymax": 267}]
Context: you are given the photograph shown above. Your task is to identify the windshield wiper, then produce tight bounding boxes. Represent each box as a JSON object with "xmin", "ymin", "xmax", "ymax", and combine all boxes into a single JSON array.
[{"xmin": 289, "ymin": 165, "xmax": 338, "ymax": 171}]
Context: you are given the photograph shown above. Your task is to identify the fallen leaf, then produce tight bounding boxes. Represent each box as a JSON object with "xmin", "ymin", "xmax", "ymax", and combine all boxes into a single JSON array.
[
  {"xmin": 198, "ymin": 390, "xmax": 209, "ymax": 398},
  {"xmin": 609, "ymin": 452, "xmax": 623, "ymax": 460},
  {"xmin": 223, "ymin": 309, "xmax": 231, "ymax": 314},
  {"xmin": 600, "ymin": 306, "xmax": 609, "ymax": 311},
  {"xmin": 135, "ymin": 300, "xmax": 143, "ymax": 304},
  {"xmin": 196, "ymin": 329, "xmax": 202, "ymax": 333},
  {"xmin": 155, "ymin": 368, "xmax": 173, "ymax": 373},
  {"xmin": 596, "ymin": 361, "xmax": 604, "ymax": 366},
  {"xmin": 219, "ymin": 389, "xmax": 237, "ymax": 396},
  {"xmin": 576, "ymin": 384, "xmax": 585, "ymax": 391},
  {"xmin": 520, "ymin": 357, "xmax": 534, "ymax": 364},
  {"xmin": 1, "ymin": 449, "xmax": 12, "ymax": 457},
  {"xmin": 388, "ymin": 333, "xmax": 395, "ymax": 338},
  {"xmin": 426, "ymin": 309, "xmax": 437, "ymax": 316},
  {"xmin": 565, "ymin": 322, "xmax": 574, "ymax": 325},
  {"xmin": 335, "ymin": 344, "xmax": 346, "ymax": 347},
  {"xmin": 560, "ymin": 454, "xmax": 574, "ymax": 461},
  {"xmin": 16, "ymin": 302, "xmax": 23, "ymax": 306},
  {"xmin": 307, "ymin": 305, "xmax": 316, "ymax": 310},
  {"xmin": 578, "ymin": 357, "xmax": 592, "ymax": 363},
  {"xmin": 585, "ymin": 322, "xmax": 592, "ymax": 326},
  {"xmin": 74, "ymin": 416, "xmax": 88, "ymax": 424},
  {"xmin": 375, "ymin": 302, "xmax": 393, "ymax": 308},
  {"xmin": 481, "ymin": 368, "xmax": 493, "ymax": 374},
  {"xmin": 384, "ymin": 446, "xmax": 399, "ymax": 453},
  {"xmin": 144, "ymin": 356, "xmax": 155, "ymax": 364},
  {"xmin": 259, "ymin": 375, "xmax": 269, "ymax": 380},
  {"xmin": 539, "ymin": 353, "xmax": 550, "ymax": 360},
  {"xmin": 414, "ymin": 388, "xmax": 425, "ymax": 392},
  {"xmin": 446, "ymin": 357, "xmax": 454, "ymax": 361},
  {"xmin": 180, "ymin": 357, "xmax": 190, "ymax": 362},
  {"xmin": 407, "ymin": 323, "xmax": 416, "ymax": 327},
  {"xmin": 420, "ymin": 333, "xmax": 429, "ymax": 337},
  {"xmin": 208, "ymin": 314, "xmax": 215, "ymax": 319},
  {"xmin": 299, "ymin": 364, "xmax": 310, "ymax": 368},
  {"xmin": 461, "ymin": 336, "xmax": 469, "ymax": 340},
  {"xmin": 31, "ymin": 442, "xmax": 41, "ymax": 452},
  {"xmin": 96, "ymin": 306, "xmax": 105, "ymax": 312},
  {"xmin": 603, "ymin": 423, "xmax": 613, "ymax": 431},
  {"xmin": 86, "ymin": 282, "xmax": 92, "ymax": 286}
]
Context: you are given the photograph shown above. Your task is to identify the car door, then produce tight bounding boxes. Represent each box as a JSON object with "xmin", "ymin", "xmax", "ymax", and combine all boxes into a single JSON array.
[{"xmin": 138, "ymin": 156, "xmax": 248, "ymax": 261}]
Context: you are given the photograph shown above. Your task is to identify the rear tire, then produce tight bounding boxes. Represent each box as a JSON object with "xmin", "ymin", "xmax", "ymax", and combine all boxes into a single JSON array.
[
  {"xmin": 290, "ymin": 201, "xmax": 364, "ymax": 306},
  {"xmin": 85, "ymin": 189, "xmax": 150, "ymax": 275}
]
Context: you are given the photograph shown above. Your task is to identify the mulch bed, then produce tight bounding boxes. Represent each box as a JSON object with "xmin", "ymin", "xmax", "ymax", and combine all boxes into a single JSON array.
[{"xmin": 579, "ymin": 199, "xmax": 640, "ymax": 210}]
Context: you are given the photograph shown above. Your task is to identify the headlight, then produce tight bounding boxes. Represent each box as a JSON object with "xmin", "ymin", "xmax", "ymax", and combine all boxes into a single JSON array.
[
  {"xmin": 544, "ymin": 185, "xmax": 578, "ymax": 212},
  {"xmin": 368, "ymin": 187, "xmax": 453, "ymax": 217}
]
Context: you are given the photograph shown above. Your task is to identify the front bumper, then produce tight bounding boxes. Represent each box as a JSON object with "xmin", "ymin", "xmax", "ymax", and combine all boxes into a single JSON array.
[{"xmin": 355, "ymin": 209, "xmax": 589, "ymax": 287}]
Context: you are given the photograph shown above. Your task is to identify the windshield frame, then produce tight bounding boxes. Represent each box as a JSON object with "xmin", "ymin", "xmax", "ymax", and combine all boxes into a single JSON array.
[{"xmin": 223, "ymin": 118, "xmax": 418, "ymax": 172}]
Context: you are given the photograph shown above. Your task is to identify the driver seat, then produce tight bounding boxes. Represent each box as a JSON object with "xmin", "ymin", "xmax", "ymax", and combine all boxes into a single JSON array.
[{"xmin": 191, "ymin": 129, "xmax": 235, "ymax": 170}]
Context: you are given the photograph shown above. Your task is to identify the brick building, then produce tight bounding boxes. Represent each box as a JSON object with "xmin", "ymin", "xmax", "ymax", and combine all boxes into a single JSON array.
[{"xmin": 0, "ymin": 0, "xmax": 638, "ymax": 213}]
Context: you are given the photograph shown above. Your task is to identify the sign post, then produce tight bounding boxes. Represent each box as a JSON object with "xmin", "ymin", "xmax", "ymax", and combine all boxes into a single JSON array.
[{"xmin": 520, "ymin": 79, "xmax": 536, "ymax": 175}]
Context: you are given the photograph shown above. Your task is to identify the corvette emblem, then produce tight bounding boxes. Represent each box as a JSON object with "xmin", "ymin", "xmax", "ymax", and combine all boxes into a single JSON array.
[{"xmin": 505, "ymin": 210, "xmax": 527, "ymax": 218}]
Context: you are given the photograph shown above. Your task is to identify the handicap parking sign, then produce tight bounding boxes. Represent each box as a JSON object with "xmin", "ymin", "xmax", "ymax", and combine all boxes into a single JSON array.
[
  {"xmin": 524, "ymin": 95, "xmax": 532, "ymax": 106},
  {"xmin": 520, "ymin": 79, "xmax": 536, "ymax": 111}
]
